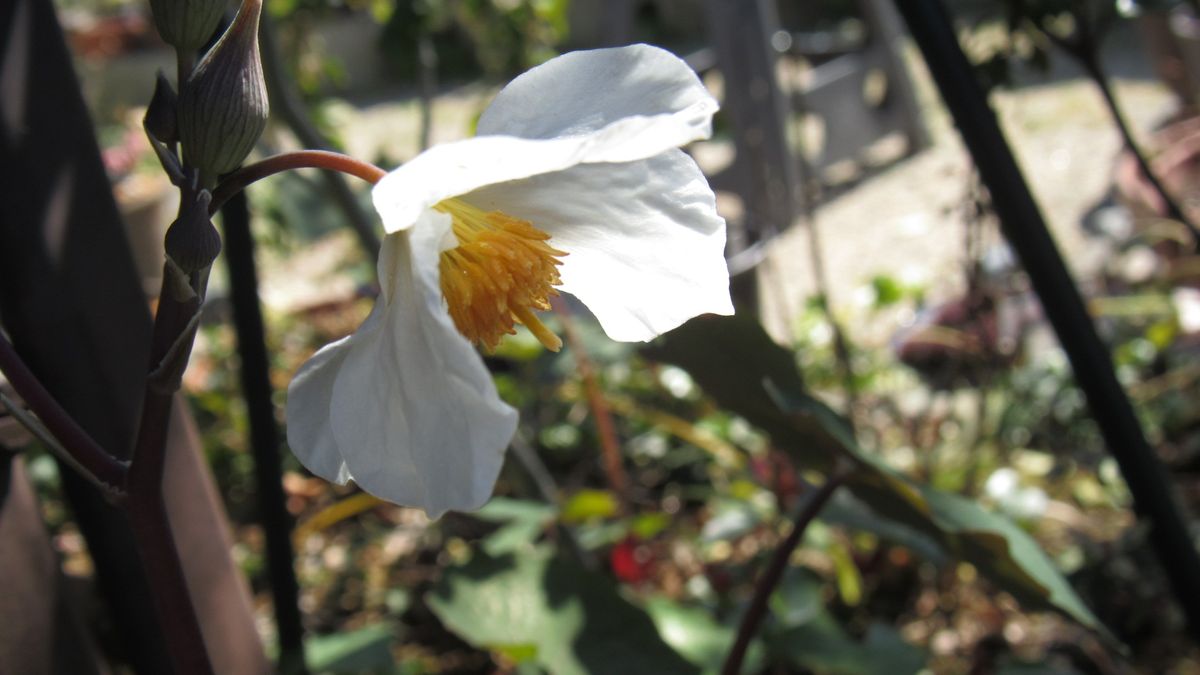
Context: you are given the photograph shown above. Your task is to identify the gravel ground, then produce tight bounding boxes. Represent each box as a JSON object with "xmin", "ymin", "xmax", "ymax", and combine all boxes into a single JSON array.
[{"xmin": 755, "ymin": 41, "xmax": 1175, "ymax": 344}]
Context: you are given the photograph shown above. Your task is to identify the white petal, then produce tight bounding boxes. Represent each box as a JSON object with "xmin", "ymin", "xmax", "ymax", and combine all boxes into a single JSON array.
[
  {"xmin": 477, "ymin": 44, "xmax": 717, "ymax": 146},
  {"xmin": 371, "ymin": 47, "xmax": 717, "ymax": 235},
  {"xmin": 286, "ymin": 333, "xmax": 360, "ymax": 485},
  {"xmin": 327, "ymin": 220, "xmax": 518, "ymax": 518},
  {"xmin": 465, "ymin": 150, "xmax": 734, "ymax": 342}
]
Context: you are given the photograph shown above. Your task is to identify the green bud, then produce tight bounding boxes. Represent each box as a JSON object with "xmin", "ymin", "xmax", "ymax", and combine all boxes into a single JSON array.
[
  {"xmin": 144, "ymin": 71, "xmax": 179, "ymax": 144},
  {"xmin": 150, "ymin": 0, "xmax": 228, "ymax": 53},
  {"xmin": 178, "ymin": 0, "xmax": 269, "ymax": 181},
  {"xmin": 165, "ymin": 191, "xmax": 221, "ymax": 273}
]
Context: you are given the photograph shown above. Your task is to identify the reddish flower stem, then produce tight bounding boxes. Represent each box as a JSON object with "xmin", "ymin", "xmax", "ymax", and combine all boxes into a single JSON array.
[
  {"xmin": 210, "ymin": 150, "xmax": 387, "ymax": 214},
  {"xmin": 552, "ymin": 298, "xmax": 629, "ymax": 509}
]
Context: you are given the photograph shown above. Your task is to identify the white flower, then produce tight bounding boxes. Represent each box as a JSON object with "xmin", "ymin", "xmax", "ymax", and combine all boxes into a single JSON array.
[{"xmin": 286, "ymin": 45, "xmax": 733, "ymax": 517}]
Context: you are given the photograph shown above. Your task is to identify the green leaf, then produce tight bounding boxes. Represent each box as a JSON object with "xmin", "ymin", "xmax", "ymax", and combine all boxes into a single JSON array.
[
  {"xmin": 306, "ymin": 623, "xmax": 396, "ymax": 675},
  {"xmin": 818, "ymin": 491, "xmax": 949, "ymax": 566},
  {"xmin": 474, "ymin": 498, "xmax": 557, "ymax": 555},
  {"xmin": 474, "ymin": 497, "xmax": 558, "ymax": 523},
  {"xmin": 769, "ymin": 568, "xmax": 825, "ymax": 628},
  {"xmin": 483, "ymin": 519, "xmax": 550, "ymax": 556},
  {"xmin": 630, "ymin": 512, "xmax": 672, "ymax": 539},
  {"xmin": 870, "ymin": 275, "xmax": 904, "ymax": 308},
  {"xmin": 644, "ymin": 315, "xmax": 1107, "ymax": 635},
  {"xmin": 700, "ymin": 499, "xmax": 768, "ymax": 542},
  {"xmin": 767, "ymin": 570, "xmax": 924, "ymax": 675},
  {"xmin": 644, "ymin": 598, "xmax": 764, "ymax": 674},
  {"xmin": 561, "ymin": 489, "xmax": 620, "ymax": 523},
  {"xmin": 428, "ymin": 548, "xmax": 698, "ymax": 675},
  {"xmin": 770, "ymin": 618, "xmax": 924, "ymax": 675}
]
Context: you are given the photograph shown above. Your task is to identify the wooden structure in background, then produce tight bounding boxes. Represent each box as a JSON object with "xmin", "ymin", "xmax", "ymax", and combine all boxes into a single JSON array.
[{"xmin": 593, "ymin": 0, "xmax": 928, "ymax": 308}]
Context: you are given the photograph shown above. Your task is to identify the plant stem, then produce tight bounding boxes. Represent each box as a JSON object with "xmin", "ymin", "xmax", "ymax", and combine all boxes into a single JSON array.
[
  {"xmin": 799, "ymin": 180, "xmax": 859, "ymax": 422},
  {"xmin": 0, "ymin": 332, "xmax": 127, "ymax": 492},
  {"xmin": 722, "ymin": 467, "xmax": 849, "ymax": 675},
  {"xmin": 126, "ymin": 459, "xmax": 213, "ymax": 675},
  {"xmin": 896, "ymin": 0, "xmax": 1200, "ymax": 640},
  {"xmin": 552, "ymin": 297, "xmax": 629, "ymax": 508},
  {"xmin": 211, "ymin": 150, "xmax": 387, "ymax": 213},
  {"xmin": 126, "ymin": 262, "xmax": 214, "ymax": 675},
  {"xmin": 221, "ymin": 190, "xmax": 308, "ymax": 674}
]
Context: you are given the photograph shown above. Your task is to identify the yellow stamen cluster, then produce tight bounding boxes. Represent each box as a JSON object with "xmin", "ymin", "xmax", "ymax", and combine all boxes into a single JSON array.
[{"xmin": 434, "ymin": 199, "xmax": 566, "ymax": 352}]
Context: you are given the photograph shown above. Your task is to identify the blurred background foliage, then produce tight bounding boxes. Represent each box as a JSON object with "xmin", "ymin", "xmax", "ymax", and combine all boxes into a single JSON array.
[{"xmin": 24, "ymin": 0, "xmax": 1200, "ymax": 672}]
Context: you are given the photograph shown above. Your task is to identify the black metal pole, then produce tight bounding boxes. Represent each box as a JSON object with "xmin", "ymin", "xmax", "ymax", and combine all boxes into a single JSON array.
[
  {"xmin": 221, "ymin": 191, "xmax": 309, "ymax": 673},
  {"xmin": 894, "ymin": 0, "xmax": 1200, "ymax": 639}
]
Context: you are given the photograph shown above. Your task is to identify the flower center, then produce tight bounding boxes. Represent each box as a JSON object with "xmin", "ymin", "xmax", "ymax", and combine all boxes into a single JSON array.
[{"xmin": 434, "ymin": 199, "xmax": 566, "ymax": 352}]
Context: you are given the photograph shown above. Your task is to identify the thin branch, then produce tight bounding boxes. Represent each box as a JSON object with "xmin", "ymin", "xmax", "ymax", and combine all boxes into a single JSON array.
[
  {"xmin": 1080, "ymin": 53, "xmax": 1200, "ymax": 246},
  {"xmin": 211, "ymin": 150, "xmax": 387, "ymax": 213},
  {"xmin": 417, "ymin": 33, "xmax": 438, "ymax": 152},
  {"xmin": 510, "ymin": 430, "xmax": 596, "ymax": 570},
  {"xmin": 0, "ymin": 332, "xmax": 128, "ymax": 491},
  {"xmin": 1037, "ymin": 15, "xmax": 1200, "ymax": 246},
  {"xmin": 799, "ymin": 179, "xmax": 860, "ymax": 422},
  {"xmin": 552, "ymin": 297, "xmax": 629, "ymax": 511},
  {"xmin": 510, "ymin": 429, "xmax": 562, "ymax": 506},
  {"xmin": 0, "ymin": 391, "xmax": 126, "ymax": 499},
  {"xmin": 722, "ymin": 466, "xmax": 850, "ymax": 675}
]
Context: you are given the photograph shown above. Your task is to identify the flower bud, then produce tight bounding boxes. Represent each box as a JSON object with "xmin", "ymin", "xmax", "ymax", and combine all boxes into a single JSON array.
[
  {"xmin": 165, "ymin": 190, "xmax": 221, "ymax": 273},
  {"xmin": 150, "ymin": 0, "xmax": 227, "ymax": 53},
  {"xmin": 178, "ymin": 0, "xmax": 269, "ymax": 180},
  {"xmin": 144, "ymin": 71, "xmax": 179, "ymax": 144}
]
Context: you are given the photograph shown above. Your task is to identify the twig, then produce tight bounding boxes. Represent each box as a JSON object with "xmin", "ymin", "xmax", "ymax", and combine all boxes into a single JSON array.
[
  {"xmin": 510, "ymin": 429, "xmax": 561, "ymax": 506},
  {"xmin": 799, "ymin": 181, "xmax": 860, "ymax": 422},
  {"xmin": 417, "ymin": 33, "xmax": 437, "ymax": 152},
  {"xmin": 0, "ymin": 332, "xmax": 127, "ymax": 492},
  {"xmin": 510, "ymin": 430, "xmax": 595, "ymax": 570},
  {"xmin": 1040, "ymin": 17, "xmax": 1200, "ymax": 246},
  {"xmin": 721, "ymin": 466, "xmax": 850, "ymax": 675},
  {"xmin": 1081, "ymin": 53, "xmax": 1200, "ymax": 245},
  {"xmin": 0, "ymin": 391, "xmax": 126, "ymax": 499},
  {"xmin": 552, "ymin": 298, "xmax": 629, "ymax": 510}
]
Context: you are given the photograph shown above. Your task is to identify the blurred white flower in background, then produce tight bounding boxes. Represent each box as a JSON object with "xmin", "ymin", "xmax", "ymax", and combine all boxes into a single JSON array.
[{"xmin": 985, "ymin": 468, "xmax": 1048, "ymax": 520}]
